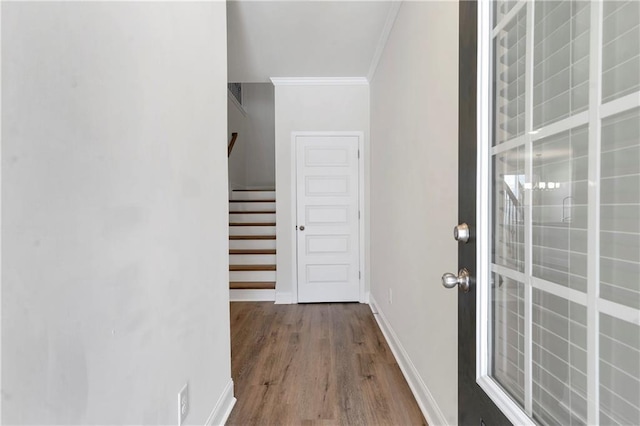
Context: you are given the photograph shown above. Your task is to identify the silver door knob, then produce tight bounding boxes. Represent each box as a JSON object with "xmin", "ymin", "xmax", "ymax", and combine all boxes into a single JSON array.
[
  {"xmin": 442, "ymin": 268, "xmax": 471, "ymax": 292},
  {"xmin": 299, "ymin": 225, "xmax": 305, "ymax": 231},
  {"xmin": 454, "ymin": 223, "xmax": 470, "ymax": 243}
]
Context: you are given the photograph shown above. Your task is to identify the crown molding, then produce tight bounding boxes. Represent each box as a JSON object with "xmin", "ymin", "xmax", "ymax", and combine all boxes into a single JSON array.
[{"xmin": 367, "ymin": 1, "xmax": 402, "ymax": 82}]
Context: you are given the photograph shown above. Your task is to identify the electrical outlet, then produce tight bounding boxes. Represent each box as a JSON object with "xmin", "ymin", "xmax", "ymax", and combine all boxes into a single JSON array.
[
  {"xmin": 388, "ymin": 288, "xmax": 393, "ymax": 304},
  {"xmin": 178, "ymin": 383, "xmax": 189, "ymax": 426}
]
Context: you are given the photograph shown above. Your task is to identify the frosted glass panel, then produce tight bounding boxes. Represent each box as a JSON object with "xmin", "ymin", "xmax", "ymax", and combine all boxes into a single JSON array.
[
  {"xmin": 493, "ymin": 146, "xmax": 525, "ymax": 272},
  {"xmin": 600, "ymin": 108, "xmax": 640, "ymax": 310},
  {"xmin": 532, "ymin": 126, "xmax": 588, "ymax": 292},
  {"xmin": 532, "ymin": 289, "xmax": 588, "ymax": 425},
  {"xmin": 533, "ymin": 1, "xmax": 590, "ymax": 128},
  {"xmin": 602, "ymin": 1, "xmax": 640, "ymax": 103},
  {"xmin": 492, "ymin": 273, "xmax": 526, "ymax": 406},
  {"xmin": 599, "ymin": 314, "xmax": 640, "ymax": 425},
  {"xmin": 494, "ymin": 7, "xmax": 527, "ymax": 145}
]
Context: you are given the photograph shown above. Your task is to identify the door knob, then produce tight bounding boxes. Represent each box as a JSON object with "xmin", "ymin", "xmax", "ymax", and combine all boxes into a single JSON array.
[
  {"xmin": 454, "ymin": 223, "xmax": 470, "ymax": 243},
  {"xmin": 442, "ymin": 268, "xmax": 471, "ymax": 292},
  {"xmin": 299, "ymin": 225, "xmax": 305, "ymax": 231}
]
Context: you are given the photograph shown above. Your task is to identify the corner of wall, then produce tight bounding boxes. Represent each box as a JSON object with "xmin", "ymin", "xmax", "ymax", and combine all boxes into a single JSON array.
[
  {"xmin": 367, "ymin": 1, "xmax": 402, "ymax": 82},
  {"xmin": 205, "ymin": 380, "xmax": 236, "ymax": 426},
  {"xmin": 274, "ymin": 291, "xmax": 294, "ymax": 304}
]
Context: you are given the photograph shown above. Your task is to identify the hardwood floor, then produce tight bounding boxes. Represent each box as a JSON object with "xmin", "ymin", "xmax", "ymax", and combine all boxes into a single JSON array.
[{"xmin": 227, "ymin": 302, "xmax": 427, "ymax": 426}]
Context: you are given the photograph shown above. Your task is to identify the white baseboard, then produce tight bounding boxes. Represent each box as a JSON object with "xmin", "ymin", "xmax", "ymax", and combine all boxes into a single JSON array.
[
  {"xmin": 369, "ymin": 295, "xmax": 448, "ymax": 426},
  {"xmin": 205, "ymin": 379, "xmax": 236, "ymax": 426},
  {"xmin": 274, "ymin": 291, "xmax": 294, "ymax": 304},
  {"xmin": 229, "ymin": 289, "xmax": 275, "ymax": 302},
  {"xmin": 369, "ymin": 293, "xmax": 378, "ymax": 314}
]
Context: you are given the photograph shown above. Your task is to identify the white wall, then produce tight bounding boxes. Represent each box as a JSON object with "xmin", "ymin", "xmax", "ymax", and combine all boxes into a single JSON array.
[
  {"xmin": 273, "ymin": 83, "xmax": 369, "ymax": 303},
  {"xmin": 2, "ymin": 2, "xmax": 233, "ymax": 424},
  {"xmin": 369, "ymin": 2, "xmax": 459, "ymax": 425},
  {"xmin": 227, "ymin": 84, "xmax": 275, "ymax": 190}
]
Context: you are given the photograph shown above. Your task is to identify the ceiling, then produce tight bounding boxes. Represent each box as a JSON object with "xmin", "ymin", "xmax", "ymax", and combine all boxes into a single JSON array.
[{"xmin": 227, "ymin": 1, "xmax": 396, "ymax": 83}]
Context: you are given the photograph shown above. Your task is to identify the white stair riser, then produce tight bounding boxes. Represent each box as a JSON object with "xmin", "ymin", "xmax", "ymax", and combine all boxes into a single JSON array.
[
  {"xmin": 229, "ymin": 226, "xmax": 276, "ymax": 236},
  {"xmin": 229, "ymin": 239, "xmax": 276, "ymax": 250},
  {"xmin": 231, "ymin": 191, "xmax": 276, "ymax": 201},
  {"xmin": 229, "ymin": 213, "xmax": 275, "ymax": 223},
  {"xmin": 229, "ymin": 270, "xmax": 276, "ymax": 281},
  {"xmin": 229, "ymin": 202, "xmax": 276, "ymax": 212},
  {"xmin": 229, "ymin": 254, "xmax": 276, "ymax": 265}
]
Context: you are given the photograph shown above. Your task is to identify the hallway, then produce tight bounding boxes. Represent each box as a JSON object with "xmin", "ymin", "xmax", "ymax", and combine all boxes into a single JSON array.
[{"xmin": 227, "ymin": 303, "xmax": 427, "ymax": 425}]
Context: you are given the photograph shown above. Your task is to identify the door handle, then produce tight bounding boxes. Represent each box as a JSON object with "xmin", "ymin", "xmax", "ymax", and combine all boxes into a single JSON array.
[
  {"xmin": 299, "ymin": 225, "xmax": 305, "ymax": 231},
  {"xmin": 442, "ymin": 268, "xmax": 471, "ymax": 292}
]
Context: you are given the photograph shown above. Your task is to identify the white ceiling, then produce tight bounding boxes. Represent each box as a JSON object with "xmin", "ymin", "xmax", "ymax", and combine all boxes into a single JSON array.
[{"xmin": 227, "ymin": 1, "xmax": 396, "ymax": 83}]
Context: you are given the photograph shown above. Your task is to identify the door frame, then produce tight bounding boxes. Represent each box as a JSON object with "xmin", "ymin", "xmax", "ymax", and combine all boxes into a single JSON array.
[
  {"xmin": 459, "ymin": 0, "xmax": 531, "ymax": 424},
  {"xmin": 290, "ymin": 131, "xmax": 366, "ymax": 304}
]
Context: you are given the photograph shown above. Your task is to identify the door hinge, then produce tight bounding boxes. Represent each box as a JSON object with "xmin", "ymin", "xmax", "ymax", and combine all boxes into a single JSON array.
[
  {"xmin": 359, "ymin": 271, "xmax": 361, "ymax": 279},
  {"xmin": 357, "ymin": 149, "xmax": 360, "ymax": 159},
  {"xmin": 358, "ymin": 211, "xmax": 361, "ymax": 219}
]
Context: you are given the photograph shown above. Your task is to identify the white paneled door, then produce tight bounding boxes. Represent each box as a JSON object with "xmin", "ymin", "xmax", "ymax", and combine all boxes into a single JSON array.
[{"xmin": 295, "ymin": 134, "xmax": 361, "ymax": 303}]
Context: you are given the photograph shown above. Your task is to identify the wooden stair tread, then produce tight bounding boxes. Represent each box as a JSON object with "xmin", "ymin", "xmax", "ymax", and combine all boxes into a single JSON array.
[
  {"xmin": 229, "ymin": 249, "xmax": 276, "ymax": 255},
  {"xmin": 229, "ymin": 235, "xmax": 276, "ymax": 240},
  {"xmin": 230, "ymin": 264, "xmax": 276, "ymax": 271},
  {"xmin": 230, "ymin": 282, "xmax": 275, "ymax": 290},
  {"xmin": 229, "ymin": 222, "xmax": 276, "ymax": 227},
  {"xmin": 229, "ymin": 199, "xmax": 276, "ymax": 203},
  {"xmin": 229, "ymin": 211, "xmax": 276, "ymax": 214}
]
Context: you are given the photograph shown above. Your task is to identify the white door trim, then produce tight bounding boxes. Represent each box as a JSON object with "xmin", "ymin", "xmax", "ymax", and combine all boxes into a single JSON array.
[{"xmin": 291, "ymin": 131, "xmax": 366, "ymax": 304}]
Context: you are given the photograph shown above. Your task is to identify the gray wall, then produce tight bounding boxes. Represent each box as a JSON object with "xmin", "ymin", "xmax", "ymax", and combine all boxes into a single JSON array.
[
  {"xmin": 2, "ymin": 2, "xmax": 233, "ymax": 424},
  {"xmin": 228, "ymin": 83, "xmax": 276, "ymax": 190},
  {"xmin": 369, "ymin": 2, "xmax": 459, "ymax": 424},
  {"xmin": 228, "ymin": 94, "xmax": 249, "ymax": 190}
]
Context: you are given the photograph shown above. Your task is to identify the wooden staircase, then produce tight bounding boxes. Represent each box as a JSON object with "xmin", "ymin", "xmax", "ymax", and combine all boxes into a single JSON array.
[{"xmin": 229, "ymin": 189, "xmax": 276, "ymax": 298}]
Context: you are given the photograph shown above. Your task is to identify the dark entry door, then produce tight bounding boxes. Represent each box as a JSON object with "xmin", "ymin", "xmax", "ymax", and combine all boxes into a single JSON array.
[
  {"xmin": 457, "ymin": 1, "xmax": 510, "ymax": 425},
  {"xmin": 454, "ymin": 0, "xmax": 640, "ymax": 424}
]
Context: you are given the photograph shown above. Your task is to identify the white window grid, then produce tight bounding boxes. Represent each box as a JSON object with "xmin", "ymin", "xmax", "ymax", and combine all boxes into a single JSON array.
[{"xmin": 477, "ymin": 1, "xmax": 640, "ymax": 425}]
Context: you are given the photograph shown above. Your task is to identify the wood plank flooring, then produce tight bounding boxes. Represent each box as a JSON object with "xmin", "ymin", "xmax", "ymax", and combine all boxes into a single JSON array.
[{"xmin": 227, "ymin": 302, "xmax": 427, "ymax": 425}]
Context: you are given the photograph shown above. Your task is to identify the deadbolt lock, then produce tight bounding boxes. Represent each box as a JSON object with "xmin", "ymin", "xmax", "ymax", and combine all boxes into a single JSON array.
[{"xmin": 454, "ymin": 223, "xmax": 470, "ymax": 243}]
